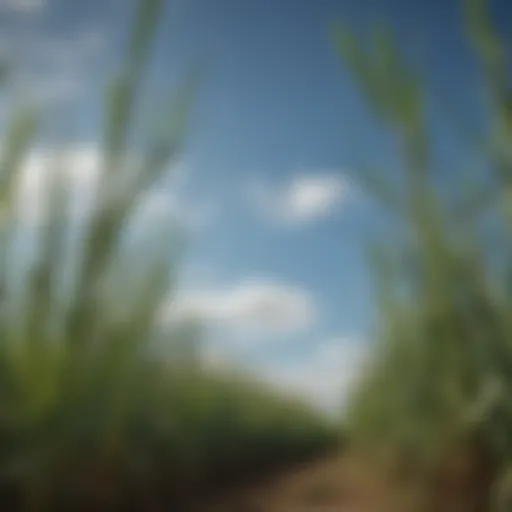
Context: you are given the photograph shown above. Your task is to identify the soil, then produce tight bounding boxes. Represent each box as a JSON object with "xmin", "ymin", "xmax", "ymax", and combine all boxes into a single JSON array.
[
  {"xmin": 199, "ymin": 448, "xmax": 496, "ymax": 512},
  {"xmin": 200, "ymin": 453, "xmax": 403, "ymax": 512}
]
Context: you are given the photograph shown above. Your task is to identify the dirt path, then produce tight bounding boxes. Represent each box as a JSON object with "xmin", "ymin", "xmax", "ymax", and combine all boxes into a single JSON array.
[
  {"xmin": 200, "ymin": 450, "xmax": 486, "ymax": 512},
  {"xmin": 204, "ymin": 454, "xmax": 387, "ymax": 512}
]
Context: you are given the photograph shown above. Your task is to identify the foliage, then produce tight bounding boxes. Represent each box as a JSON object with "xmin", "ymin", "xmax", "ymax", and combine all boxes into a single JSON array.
[
  {"xmin": 0, "ymin": 1, "xmax": 335, "ymax": 510},
  {"xmin": 334, "ymin": 0, "xmax": 512, "ymax": 507}
]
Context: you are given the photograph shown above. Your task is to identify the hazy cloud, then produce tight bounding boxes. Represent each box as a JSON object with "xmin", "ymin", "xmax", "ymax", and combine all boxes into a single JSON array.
[
  {"xmin": 163, "ymin": 279, "xmax": 317, "ymax": 335},
  {"xmin": 195, "ymin": 334, "xmax": 371, "ymax": 414},
  {"xmin": 248, "ymin": 174, "xmax": 349, "ymax": 226},
  {"xmin": 260, "ymin": 335, "xmax": 371, "ymax": 413}
]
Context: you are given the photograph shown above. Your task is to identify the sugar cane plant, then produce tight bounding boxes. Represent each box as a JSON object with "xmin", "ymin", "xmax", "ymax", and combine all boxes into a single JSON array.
[
  {"xmin": 0, "ymin": 1, "xmax": 336, "ymax": 510},
  {"xmin": 333, "ymin": 0, "xmax": 512, "ymax": 510}
]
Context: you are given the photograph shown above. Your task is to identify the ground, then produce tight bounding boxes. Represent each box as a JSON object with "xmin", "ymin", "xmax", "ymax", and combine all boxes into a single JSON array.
[{"xmin": 202, "ymin": 453, "xmax": 408, "ymax": 512}]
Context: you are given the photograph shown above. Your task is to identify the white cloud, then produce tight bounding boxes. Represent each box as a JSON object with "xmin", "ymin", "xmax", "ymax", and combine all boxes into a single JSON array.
[
  {"xmin": 0, "ymin": 0, "xmax": 44, "ymax": 12},
  {"xmin": 257, "ymin": 336, "xmax": 371, "ymax": 414},
  {"xmin": 248, "ymin": 174, "xmax": 349, "ymax": 226},
  {"xmin": 16, "ymin": 148, "xmax": 100, "ymax": 225},
  {"xmin": 13, "ymin": 148, "xmax": 194, "ymax": 231},
  {"xmin": 163, "ymin": 279, "xmax": 316, "ymax": 335}
]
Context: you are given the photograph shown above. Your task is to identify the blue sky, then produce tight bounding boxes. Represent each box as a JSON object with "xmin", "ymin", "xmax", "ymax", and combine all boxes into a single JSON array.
[{"xmin": 0, "ymin": 0, "xmax": 510, "ymax": 412}]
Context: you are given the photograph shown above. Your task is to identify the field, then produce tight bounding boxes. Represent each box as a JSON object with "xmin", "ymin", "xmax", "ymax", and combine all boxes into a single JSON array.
[{"xmin": 1, "ymin": 0, "xmax": 510, "ymax": 510}]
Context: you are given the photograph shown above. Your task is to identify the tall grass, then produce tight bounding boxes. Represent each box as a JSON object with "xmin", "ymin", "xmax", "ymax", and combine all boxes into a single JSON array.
[
  {"xmin": 334, "ymin": 0, "xmax": 512, "ymax": 509},
  {"xmin": 0, "ymin": 1, "xmax": 336, "ymax": 510}
]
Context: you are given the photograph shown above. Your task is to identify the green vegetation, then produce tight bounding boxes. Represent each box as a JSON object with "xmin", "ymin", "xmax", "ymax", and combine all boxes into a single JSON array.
[
  {"xmin": 334, "ymin": 0, "xmax": 512, "ymax": 509},
  {"xmin": 0, "ymin": 1, "xmax": 336, "ymax": 510}
]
